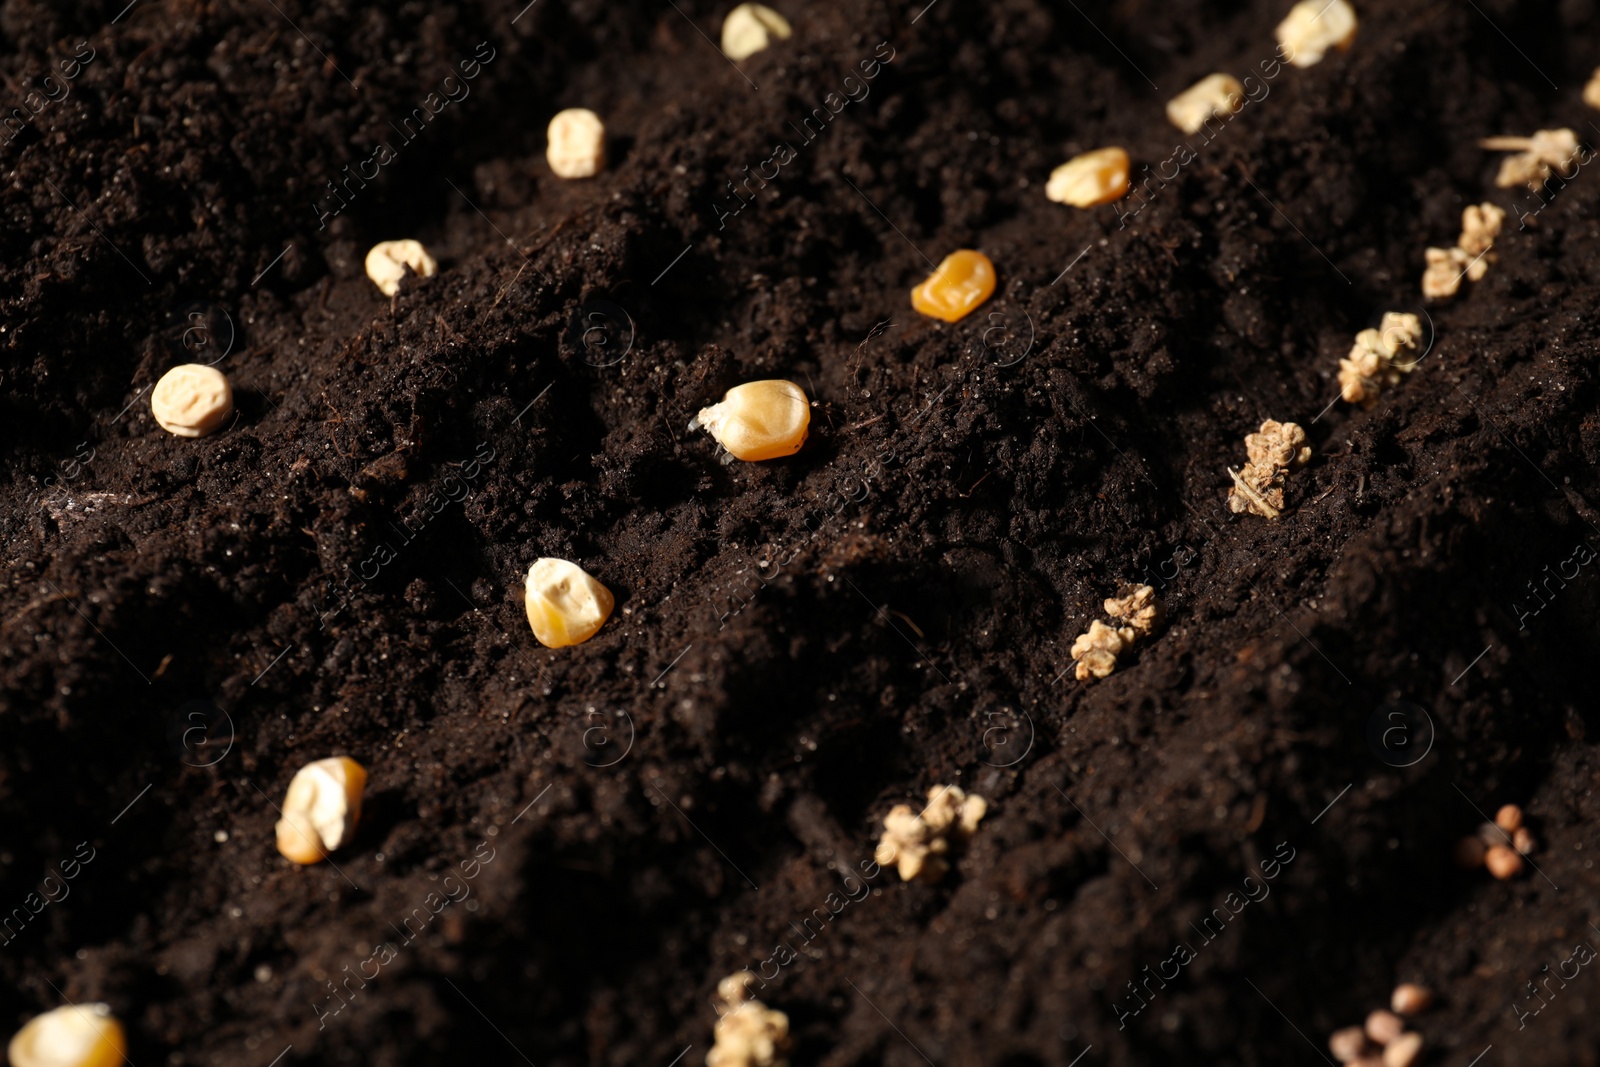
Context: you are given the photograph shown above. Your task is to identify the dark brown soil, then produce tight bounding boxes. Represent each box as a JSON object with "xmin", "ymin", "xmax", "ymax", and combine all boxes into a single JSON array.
[{"xmin": 4, "ymin": 0, "xmax": 1600, "ymax": 1064}]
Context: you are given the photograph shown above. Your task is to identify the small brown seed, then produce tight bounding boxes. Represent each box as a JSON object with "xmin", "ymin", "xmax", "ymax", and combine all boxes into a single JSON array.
[
  {"xmin": 1453, "ymin": 836, "xmax": 1486, "ymax": 869},
  {"xmin": 1365, "ymin": 1009, "xmax": 1403, "ymax": 1046},
  {"xmin": 1329, "ymin": 1025, "xmax": 1368, "ymax": 1062},
  {"xmin": 1477, "ymin": 821, "xmax": 1504, "ymax": 846},
  {"xmin": 1390, "ymin": 983, "xmax": 1433, "ymax": 1016},
  {"xmin": 1495, "ymin": 804, "xmax": 1523, "ymax": 832},
  {"xmin": 1383, "ymin": 1032, "xmax": 1423, "ymax": 1067},
  {"xmin": 1485, "ymin": 844, "xmax": 1524, "ymax": 880},
  {"xmin": 1513, "ymin": 826, "xmax": 1536, "ymax": 855}
]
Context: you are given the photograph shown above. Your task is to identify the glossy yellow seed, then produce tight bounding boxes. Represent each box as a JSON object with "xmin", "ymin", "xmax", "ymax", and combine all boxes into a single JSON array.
[
  {"xmin": 910, "ymin": 250, "xmax": 996, "ymax": 323},
  {"xmin": 275, "ymin": 757, "xmax": 367, "ymax": 865},
  {"xmin": 721, "ymin": 3, "xmax": 791, "ymax": 61},
  {"xmin": 364, "ymin": 239, "xmax": 437, "ymax": 297},
  {"xmin": 8, "ymin": 1004, "xmax": 127, "ymax": 1067},
  {"xmin": 546, "ymin": 108, "xmax": 606, "ymax": 178},
  {"xmin": 691, "ymin": 380, "xmax": 810, "ymax": 461},
  {"xmin": 151, "ymin": 363, "xmax": 233, "ymax": 438},
  {"xmin": 525, "ymin": 558, "xmax": 614, "ymax": 648},
  {"xmin": 1046, "ymin": 148, "xmax": 1130, "ymax": 208}
]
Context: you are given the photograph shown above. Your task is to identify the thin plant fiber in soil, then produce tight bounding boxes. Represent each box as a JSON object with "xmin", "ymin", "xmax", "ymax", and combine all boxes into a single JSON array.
[{"xmin": 2, "ymin": 0, "xmax": 1600, "ymax": 1065}]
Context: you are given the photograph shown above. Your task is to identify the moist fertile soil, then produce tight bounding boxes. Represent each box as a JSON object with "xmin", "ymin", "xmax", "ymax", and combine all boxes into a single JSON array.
[{"xmin": 4, "ymin": 0, "xmax": 1600, "ymax": 1064}]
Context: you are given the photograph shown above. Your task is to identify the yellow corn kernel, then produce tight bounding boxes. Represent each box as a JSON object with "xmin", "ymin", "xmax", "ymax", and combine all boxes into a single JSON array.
[
  {"xmin": 1046, "ymin": 148, "xmax": 1130, "ymax": 208},
  {"xmin": 1166, "ymin": 74, "xmax": 1244, "ymax": 134},
  {"xmin": 8, "ymin": 1004, "xmax": 127, "ymax": 1067},
  {"xmin": 691, "ymin": 380, "xmax": 810, "ymax": 461},
  {"xmin": 910, "ymin": 250, "xmax": 996, "ymax": 323},
  {"xmin": 275, "ymin": 756, "xmax": 367, "ymax": 865},
  {"xmin": 721, "ymin": 3, "xmax": 791, "ymax": 61},
  {"xmin": 524, "ymin": 557, "xmax": 615, "ymax": 647}
]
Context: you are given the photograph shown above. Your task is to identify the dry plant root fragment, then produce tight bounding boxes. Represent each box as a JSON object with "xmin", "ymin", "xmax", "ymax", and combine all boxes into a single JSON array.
[
  {"xmin": 1226, "ymin": 420, "xmax": 1311, "ymax": 518},
  {"xmin": 874, "ymin": 784, "xmax": 987, "ymax": 883},
  {"xmin": 151, "ymin": 364, "xmax": 233, "ymax": 438},
  {"xmin": 1423, "ymin": 203, "xmax": 1504, "ymax": 299},
  {"xmin": 691, "ymin": 380, "xmax": 810, "ymax": 460},
  {"xmin": 8, "ymin": 1005, "xmax": 127, "ymax": 1067},
  {"xmin": 910, "ymin": 249, "xmax": 996, "ymax": 323},
  {"xmin": 1338, "ymin": 314, "xmax": 1422, "ymax": 408},
  {"xmin": 1167, "ymin": 74, "xmax": 1244, "ymax": 134},
  {"xmin": 365, "ymin": 239, "xmax": 437, "ymax": 296},
  {"xmin": 524, "ymin": 558, "xmax": 615, "ymax": 647},
  {"xmin": 720, "ymin": 3, "xmax": 791, "ymax": 61},
  {"xmin": 707, "ymin": 973, "xmax": 790, "ymax": 1067},
  {"xmin": 275, "ymin": 756, "xmax": 367, "ymax": 864},
  {"xmin": 1276, "ymin": 0, "xmax": 1357, "ymax": 68},
  {"xmin": 1046, "ymin": 148, "xmax": 1130, "ymax": 207},
  {"xmin": 1481, "ymin": 129, "xmax": 1581, "ymax": 189},
  {"xmin": 546, "ymin": 108, "xmax": 606, "ymax": 178}
]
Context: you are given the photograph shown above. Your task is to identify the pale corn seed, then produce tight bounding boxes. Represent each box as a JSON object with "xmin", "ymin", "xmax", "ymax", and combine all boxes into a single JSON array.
[
  {"xmin": 708, "ymin": 973, "xmax": 790, "ymax": 1067},
  {"xmin": 1167, "ymin": 74, "xmax": 1245, "ymax": 135},
  {"xmin": 1382, "ymin": 1032, "xmax": 1423, "ymax": 1067},
  {"xmin": 151, "ymin": 363, "xmax": 233, "ymax": 438},
  {"xmin": 1047, "ymin": 147, "xmax": 1130, "ymax": 208},
  {"xmin": 1364, "ymin": 1009, "xmax": 1403, "ymax": 1046},
  {"xmin": 1390, "ymin": 983, "xmax": 1433, "ymax": 1016},
  {"xmin": 1494, "ymin": 803, "xmax": 1522, "ymax": 832},
  {"xmin": 691, "ymin": 380, "xmax": 810, "ymax": 461},
  {"xmin": 546, "ymin": 108, "xmax": 607, "ymax": 179},
  {"xmin": 275, "ymin": 756, "xmax": 367, "ymax": 865},
  {"xmin": 365, "ymin": 239, "xmax": 437, "ymax": 297},
  {"xmin": 720, "ymin": 3, "xmax": 791, "ymax": 61},
  {"xmin": 8, "ymin": 1004, "xmax": 127, "ymax": 1067},
  {"xmin": 1485, "ymin": 844, "xmax": 1523, "ymax": 880},
  {"xmin": 1329, "ymin": 1025, "xmax": 1368, "ymax": 1063},
  {"xmin": 524, "ymin": 557, "xmax": 615, "ymax": 648},
  {"xmin": 1276, "ymin": 0, "xmax": 1357, "ymax": 69}
]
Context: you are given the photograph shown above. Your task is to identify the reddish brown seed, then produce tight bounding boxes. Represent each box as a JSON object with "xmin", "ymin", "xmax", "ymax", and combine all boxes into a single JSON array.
[
  {"xmin": 1453, "ymin": 836, "xmax": 1486, "ymax": 869},
  {"xmin": 1495, "ymin": 804, "xmax": 1523, "ymax": 832},
  {"xmin": 1390, "ymin": 983, "xmax": 1433, "ymax": 1016},
  {"xmin": 1486, "ymin": 844, "xmax": 1524, "ymax": 880},
  {"xmin": 1365, "ymin": 1009, "xmax": 1404, "ymax": 1046}
]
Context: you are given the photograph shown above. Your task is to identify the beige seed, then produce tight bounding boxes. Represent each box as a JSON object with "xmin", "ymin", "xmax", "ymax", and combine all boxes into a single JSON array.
[
  {"xmin": 1166, "ymin": 74, "xmax": 1245, "ymax": 134},
  {"xmin": 691, "ymin": 380, "xmax": 810, "ymax": 461},
  {"xmin": 151, "ymin": 363, "xmax": 233, "ymax": 438},
  {"xmin": 1046, "ymin": 148, "xmax": 1130, "ymax": 208},
  {"xmin": 364, "ymin": 239, "xmax": 437, "ymax": 297},
  {"xmin": 546, "ymin": 108, "xmax": 607, "ymax": 179},
  {"xmin": 1383, "ymin": 1032, "xmax": 1423, "ymax": 1067},
  {"xmin": 275, "ymin": 756, "xmax": 367, "ymax": 865},
  {"xmin": 1364, "ymin": 1009, "xmax": 1403, "ymax": 1046},
  {"xmin": 1390, "ymin": 983, "xmax": 1433, "ymax": 1016},
  {"xmin": 1485, "ymin": 844, "xmax": 1524, "ymax": 880},
  {"xmin": 1453, "ymin": 835, "xmax": 1485, "ymax": 869},
  {"xmin": 1586, "ymin": 67, "xmax": 1600, "ymax": 111},
  {"xmin": 1494, "ymin": 803, "xmax": 1523, "ymax": 832},
  {"xmin": 7, "ymin": 1004, "xmax": 127, "ymax": 1067},
  {"xmin": 524, "ymin": 558, "xmax": 615, "ymax": 648},
  {"xmin": 1329, "ymin": 1025, "xmax": 1368, "ymax": 1063},
  {"xmin": 1513, "ymin": 826, "xmax": 1535, "ymax": 855},
  {"xmin": 720, "ymin": 3, "xmax": 791, "ymax": 61},
  {"xmin": 1276, "ymin": 0, "xmax": 1357, "ymax": 69}
]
